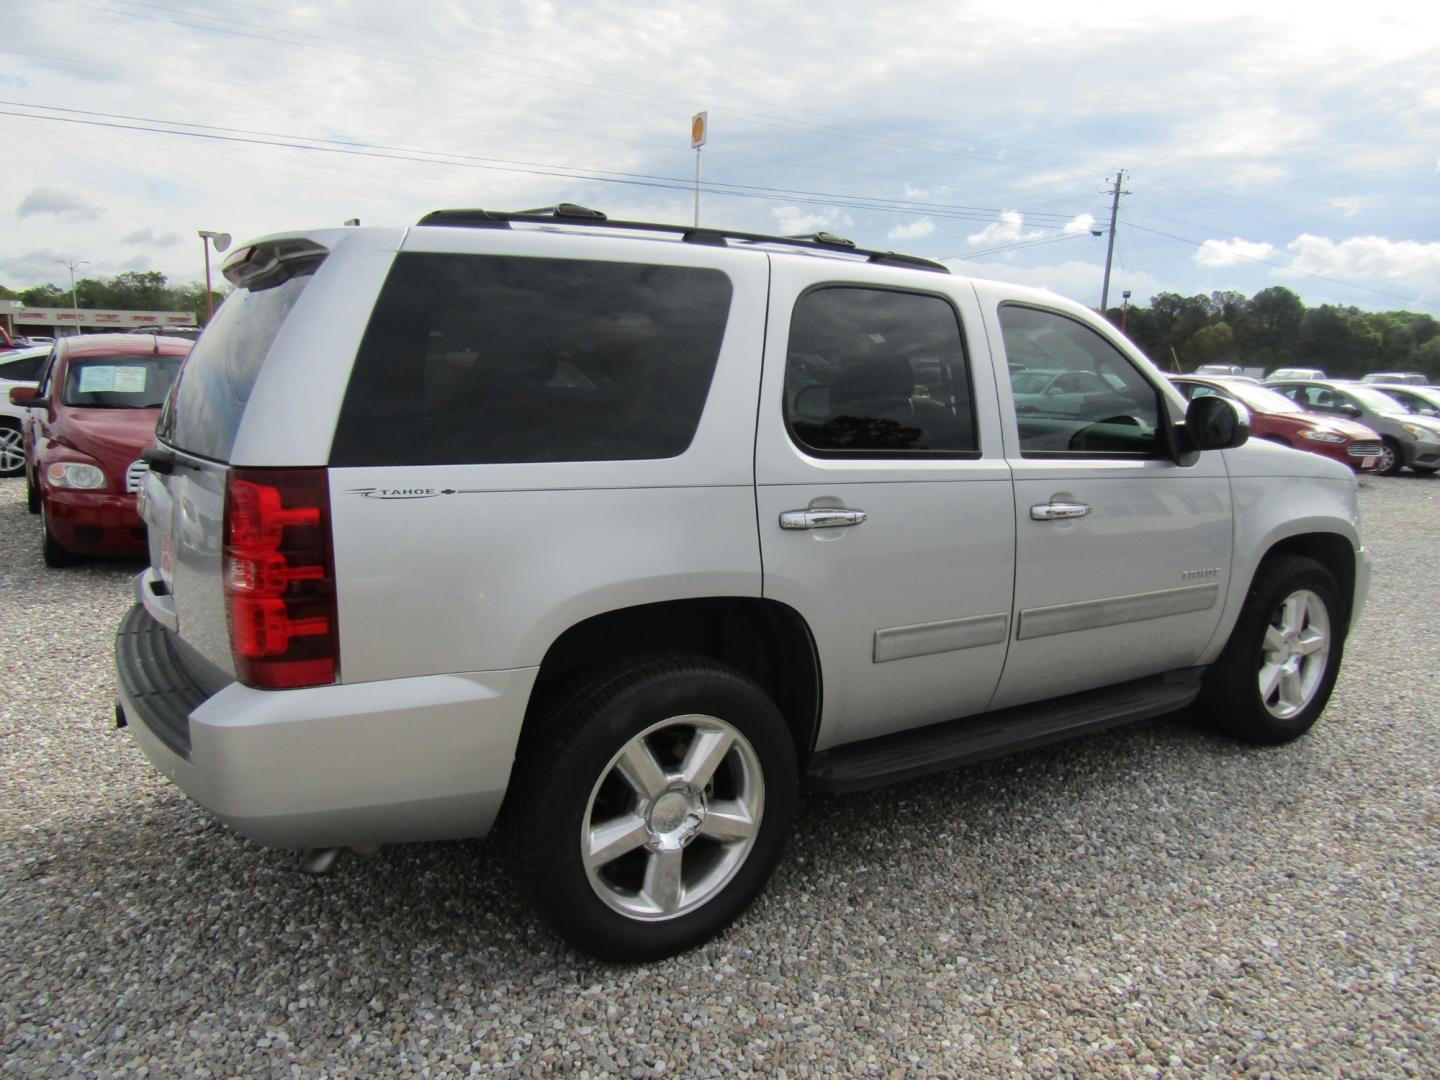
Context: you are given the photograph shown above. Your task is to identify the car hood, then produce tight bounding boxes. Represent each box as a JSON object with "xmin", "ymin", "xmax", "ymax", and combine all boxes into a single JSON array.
[
  {"xmin": 1307, "ymin": 416, "xmax": 1380, "ymax": 439},
  {"xmin": 52, "ymin": 407, "xmax": 162, "ymax": 467},
  {"xmin": 1223, "ymin": 436, "xmax": 1354, "ymax": 481}
]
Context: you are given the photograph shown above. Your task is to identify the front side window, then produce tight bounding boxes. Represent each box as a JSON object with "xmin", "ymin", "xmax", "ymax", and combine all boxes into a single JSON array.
[
  {"xmin": 0, "ymin": 352, "xmax": 47, "ymax": 382},
  {"xmin": 331, "ymin": 254, "xmax": 732, "ymax": 466},
  {"xmin": 999, "ymin": 305, "xmax": 1163, "ymax": 456},
  {"xmin": 62, "ymin": 355, "xmax": 183, "ymax": 408},
  {"xmin": 783, "ymin": 286, "xmax": 977, "ymax": 456}
]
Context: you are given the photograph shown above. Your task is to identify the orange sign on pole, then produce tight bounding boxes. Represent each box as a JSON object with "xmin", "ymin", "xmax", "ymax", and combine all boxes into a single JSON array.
[{"xmin": 691, "ymin": 111, "xmax": 707, "ymax": 149}]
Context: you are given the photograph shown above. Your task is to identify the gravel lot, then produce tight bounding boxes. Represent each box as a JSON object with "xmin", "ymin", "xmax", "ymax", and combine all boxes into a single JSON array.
[{"xmin": 2, "ymin": 472, "xmax": 1437, "ymax": 1078}]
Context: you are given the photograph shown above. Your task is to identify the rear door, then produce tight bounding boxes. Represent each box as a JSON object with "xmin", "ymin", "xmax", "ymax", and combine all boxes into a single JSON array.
[
  {"xmin": 980, "ymin": 293, "xmax": 1233, "ymax": 710},
  {"xmin": 755, "ymin": 259, "xmax": 1015, "ymax": 751}
]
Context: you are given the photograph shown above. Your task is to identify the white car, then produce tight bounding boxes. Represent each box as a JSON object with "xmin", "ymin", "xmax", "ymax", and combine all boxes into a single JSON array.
[
  {"xmin": 117, "ymin": 206, "xmax": 1370, "ymax": 960},
  {"xmin": 0, "ymin": 345, "xmax": 51, "ymax": 477}
]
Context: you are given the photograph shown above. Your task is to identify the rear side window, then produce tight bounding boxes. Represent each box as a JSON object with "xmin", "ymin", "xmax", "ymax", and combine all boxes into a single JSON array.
[
  {"xmin": 330, "ymin": 253, "xmax": 733, "ymax": 466},
  {"xmin": 63, "ymin": 355, "xmax": 182, "ymax": 408},
  {"xmin": 159, "ymin": 273, "xmax": 314, "ymax": 461},
  {"xmin": 783, "ymin": 286, "xmax": 977, "ymax": 456}
]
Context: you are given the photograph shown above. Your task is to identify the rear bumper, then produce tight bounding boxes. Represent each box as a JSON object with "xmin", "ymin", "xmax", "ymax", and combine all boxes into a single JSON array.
[
  {"xmin": 115, "ymin": 604, "xmax": 537, "ymax": 849},
  {"xmin": 46, "ymin": 488, "xmax": 146, "ymax": 551}
]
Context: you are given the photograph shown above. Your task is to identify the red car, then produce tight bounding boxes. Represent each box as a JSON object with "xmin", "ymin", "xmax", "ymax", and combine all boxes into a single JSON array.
[
  {"xmin": 11, "ymin": 333, "xmax": 191, "ymax": 566},
  {"xmin": 1172, "ymin": 376, "xmax": 1383, "ymax": 472}
]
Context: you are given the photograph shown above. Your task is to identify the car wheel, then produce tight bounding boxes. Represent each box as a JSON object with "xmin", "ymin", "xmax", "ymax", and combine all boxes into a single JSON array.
[
  {"xmin": 41, "ymin": 501, "xmax": 80, "ymax": 567},
  {"xmin": 1197, "ymin": 554, "xmax": 1344, "ymax": 745},
  {"xmin": 0, "ymin": 422, "xmax": 24, "ymax": 477},
  {"xmin": 1376, "ymin": 438, "xmax": 1403, "ymax": 476},
  {"xmin": 505, "ymin": 655, "xmax": 797, "ymax": 962}
]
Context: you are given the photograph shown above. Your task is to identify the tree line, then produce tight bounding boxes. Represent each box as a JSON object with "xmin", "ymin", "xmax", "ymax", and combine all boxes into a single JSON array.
[
  {"xmin": 1107, "ymin": 286, "xmax": 1440, "ymax": 379},
  {"xmin": 0, "ymin": 271, "xmax": 221, "ymax": 326}
]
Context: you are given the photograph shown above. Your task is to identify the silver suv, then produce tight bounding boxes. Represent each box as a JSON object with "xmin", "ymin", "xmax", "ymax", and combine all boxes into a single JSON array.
[{"xmin": 117, "ymin": 206, "xmax": 1371, "ymax": 960}]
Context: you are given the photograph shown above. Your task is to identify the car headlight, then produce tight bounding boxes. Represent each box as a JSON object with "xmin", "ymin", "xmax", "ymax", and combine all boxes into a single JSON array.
[
  {"xmin": 1301, "ymin": 430, "xmax": 1346, "ymax": 443},
  {"xmin": 1399, "ymin": 422, "xmax": 1440, "ymax": 441},
  {"xmin": 46, "ymin": 461, "xmax": 107, "ymax": 489}
]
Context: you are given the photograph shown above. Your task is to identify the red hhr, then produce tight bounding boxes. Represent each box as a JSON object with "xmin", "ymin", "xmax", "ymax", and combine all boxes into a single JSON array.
[
  {"xmin": 12, "ymin": 333, "xmax": 191, "ymax": 566},
  {"xmin": 1172, "ymin": 376, "xmax": 1383, "ymax": 473}
]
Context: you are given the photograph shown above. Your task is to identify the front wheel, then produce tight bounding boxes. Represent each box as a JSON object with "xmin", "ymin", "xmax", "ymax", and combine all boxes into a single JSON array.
[
  {"xmin": 41, "ymin": 502, "xmax": 80, "ymax": 567},
  {"xmin": 1197, "ymin": 555, "xmax": 1345, "ymax": 745},
  {"xmin": 1376, "ymin": 438, "xmax": 1403, "ymax": 476},
  {"xmin": 504, "ymin": 655, "xmax": 797, "ymax": 961}
]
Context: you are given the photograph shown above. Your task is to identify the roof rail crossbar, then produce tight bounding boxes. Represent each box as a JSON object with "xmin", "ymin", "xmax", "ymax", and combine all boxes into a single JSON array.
[{"xmin": 415, "ymin": 207, "xmax": 950, "ymax": 273}]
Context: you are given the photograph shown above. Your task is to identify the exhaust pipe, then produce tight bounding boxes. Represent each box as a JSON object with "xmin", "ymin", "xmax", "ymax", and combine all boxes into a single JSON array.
[{"xmin": 299, "ymin": 845, "xmax": 381, "ymax": 875}]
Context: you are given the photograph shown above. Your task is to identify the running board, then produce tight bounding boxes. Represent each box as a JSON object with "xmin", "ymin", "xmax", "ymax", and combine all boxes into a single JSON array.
[{"xmin": 804, "ymin": 670, "xmax": 1205, "ymax": 793}]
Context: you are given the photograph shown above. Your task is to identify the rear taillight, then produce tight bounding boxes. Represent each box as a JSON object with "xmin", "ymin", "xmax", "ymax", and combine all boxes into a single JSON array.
[{"xmin": 223, "ymin": 468, "xmax": 338, "ymax": 690}]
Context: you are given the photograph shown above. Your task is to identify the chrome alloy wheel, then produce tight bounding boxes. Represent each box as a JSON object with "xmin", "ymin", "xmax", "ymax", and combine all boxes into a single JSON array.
[
  {"xmin": 1258, "ymin": 588, "xmax": 1332, "ymax": 720},
  {"xmin": 0, "ymin": 426, "xmax": 24, "ymax": 475},
  {"xmin": 1375, "ymin": 443, "xmax": 1398, "ymax": 474},
  {"xmin": 581, "ymin": 714, "xmax": 764, "ymax": 922}
]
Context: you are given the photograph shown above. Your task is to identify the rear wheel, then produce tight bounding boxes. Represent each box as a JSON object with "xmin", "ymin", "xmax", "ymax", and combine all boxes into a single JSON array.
[
  {"xmin": 505, "ymin": 655, "xmax": 797, "ymax": 961},
  {"xmin": 0, "ymin": 422, "xmax": 23, "ymax": 477},
  {"xmin": 1197, "ymin": 555, "xmax": 1344, "ymax": 744}
]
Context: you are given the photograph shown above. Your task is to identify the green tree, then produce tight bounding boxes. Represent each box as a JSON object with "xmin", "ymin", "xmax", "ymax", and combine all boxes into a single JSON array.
[{"xmin": 1186, "ymin": 322, "xmax": 1236, "ymax": 366}]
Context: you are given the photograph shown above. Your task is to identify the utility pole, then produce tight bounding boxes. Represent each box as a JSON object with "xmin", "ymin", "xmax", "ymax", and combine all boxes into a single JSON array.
[
  {"xmin": 56, "ymin": 257, "xmax": 89, "ymax": 337},
  {"xmin": 1099, "ymin": 169, "xmax": 1129, "ymax": 312}
]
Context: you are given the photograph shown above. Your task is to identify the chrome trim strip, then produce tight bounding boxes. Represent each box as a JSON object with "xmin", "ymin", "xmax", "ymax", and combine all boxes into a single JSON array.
[
  {"xmin": 873, "ymin": 612, "xmax": 1010, "ymax": 663},
  {"xmin": 1018, "ymin": 583, "xmax": 1220, "ymax": 641}
]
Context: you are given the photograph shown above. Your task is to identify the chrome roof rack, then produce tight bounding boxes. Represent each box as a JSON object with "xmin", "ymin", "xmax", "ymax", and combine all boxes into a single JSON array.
[{"xmin": 415, "ymin": 204, "xmax": 950, "ymax": 274}]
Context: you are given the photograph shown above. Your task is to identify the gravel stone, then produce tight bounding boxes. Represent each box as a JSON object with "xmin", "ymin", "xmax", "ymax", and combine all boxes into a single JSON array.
[{"xmin": 2, "ymin": 472, "xmax": 1437, "ymax": 1077}]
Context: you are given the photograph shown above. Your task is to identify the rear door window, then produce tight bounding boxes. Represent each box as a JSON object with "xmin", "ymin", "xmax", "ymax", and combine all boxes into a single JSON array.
[
  {"xmin": 782, "ymin": 286, "xmax": 977, "ymax": 456},
  {"xmin": 330, "ymin": 253, "xmax": 733, "ymax": 465}
]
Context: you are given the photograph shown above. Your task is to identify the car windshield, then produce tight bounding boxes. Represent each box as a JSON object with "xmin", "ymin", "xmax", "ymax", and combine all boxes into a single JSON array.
[
  {"xmin": 62, "ymin": 354, "xmax": 184, "ymax": 408},
  {"xmin": 1220, "ymin": 381, "xmax": 1306, "ymax": 414},
  {"xmin": 1011, "ymin": 370, "xmax": 1059, "ymax": 393}
]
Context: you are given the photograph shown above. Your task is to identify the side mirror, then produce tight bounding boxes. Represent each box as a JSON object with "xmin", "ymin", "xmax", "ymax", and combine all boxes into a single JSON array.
[
  {"xmin": 1339, "ymin": 402, "xmax": 1362, "ymax": 417},
  {"xmin": 1178, "ymin": 395, "xmax": 1249, "ymax": 457},
  {"xmin": 9, "ymin": 385, "xmax": 41, "ymax": 407}
]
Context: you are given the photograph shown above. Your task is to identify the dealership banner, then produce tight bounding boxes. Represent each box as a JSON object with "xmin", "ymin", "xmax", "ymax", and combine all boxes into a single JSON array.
[{"xmin": 14, "ymin": 307, "xmax": 196, "ymax": 328}]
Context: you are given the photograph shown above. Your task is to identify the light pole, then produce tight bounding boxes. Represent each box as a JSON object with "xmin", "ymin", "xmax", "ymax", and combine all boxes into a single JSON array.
[
  {"xmin": 1121, "ymin": 289, "xmax": 1132, "ymax": 334},
  {"xmin": 196, "ymin": 230, "xmax": 232, "ymax": 323},
  {"xmin": 55, "ymin": 258, "xmax": 90, "ymax": 337}
]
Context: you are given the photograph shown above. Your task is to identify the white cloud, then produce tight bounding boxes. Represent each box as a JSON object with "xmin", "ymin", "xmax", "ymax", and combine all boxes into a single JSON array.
[
  {"xmin": 1062, "ymin": 213, "xmax": 1096, "ymax": 235},
  {"xmin": 967, "ymin": 211, "xmax": 1043, "ymax": 248},
  {"xmin": 949, "ymin": 257, "xmax": 1166, "ymax": 312},
  {"xmin": 770, "ymin": 206, "xmax": 850, "ymax": 236},
  {"xmin": 0, "ymin": 249, "xmax": 95, "ymax": 285},
  {"xmin": 1286, "ymin": 234, "xmax": 1440, "ymax": 291},
  {"xmin": 1194, "ymin": 238, "xmax": 1277, "ymax": 268},
  {"xmin": 1328, "ymin": 196, "xmax": 1374, "ymax": 218},
  {"xmin": 887, "ymin": 217, "xmax": 935, "ymax": 241},
  {"xmin": 120, "ymin": 228, "xmax": 182, "ymax": 248},
  {"xmin": 17, "ymin": 187, "xmax": 104, "ymax": 221}
]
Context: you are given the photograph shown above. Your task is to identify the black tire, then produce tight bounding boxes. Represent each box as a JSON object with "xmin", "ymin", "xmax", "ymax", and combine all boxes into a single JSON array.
[
  {"xmin": 1412, "ymin": 466, "xmax": 1437, "ymax": 476},
  {"xmin": 1377, "ymin": 438, "xmax": 1403, "ymax": 476},
  {"xmin": 504, "ymin": 654, "xmax": 797, "ymax": 962},
  {"xmin": 41, "ymin": 502, "xmax": 80, "ymax": 567},
  {"xmin": 25, "ymin": 468, "xmax": 40, "ymax": 514},
  {"xmin": 0, "ymin": 421, "xmax": 23, "ymax": 478},
  {"xmin": 1197, "ymin": 555, "xmax": 1345, "ymax": 745}
]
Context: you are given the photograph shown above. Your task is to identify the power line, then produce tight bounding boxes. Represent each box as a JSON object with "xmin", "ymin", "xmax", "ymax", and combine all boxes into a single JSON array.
[
  {"xmin": 0, "ymin": 46, "xmax": 1084, "ymax": 218},
  {"xmin": 0, "ymin": 103, "xmax": 1085, "ymax": 227},
  {"xmin": 43, "ymin": 0, "xmax": 1079, "ymax": 173}
]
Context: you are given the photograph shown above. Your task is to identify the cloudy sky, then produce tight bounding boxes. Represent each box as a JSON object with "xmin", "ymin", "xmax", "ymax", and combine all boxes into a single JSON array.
[{"xmin": 2, "ymin": 0, "xmax": 1438, "ymax": 313}]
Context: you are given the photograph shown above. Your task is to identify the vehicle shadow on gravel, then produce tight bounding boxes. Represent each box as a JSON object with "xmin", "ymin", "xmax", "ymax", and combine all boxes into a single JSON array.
[{"xmin": 9, "ymin": 707, "xmax": 1318, "ymax": 979}]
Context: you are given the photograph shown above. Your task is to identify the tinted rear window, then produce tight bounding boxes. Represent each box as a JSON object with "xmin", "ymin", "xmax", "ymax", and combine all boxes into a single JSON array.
[
  {"xmin": 63, "ymin": 355, "xmax": 183, "ymax": 408},
  {"xmin": 159, "ymin": 273, "xmax": 314, "ymax": 461},
  {"xmin": 330, "ymin": 253, "xmax": 733, "ymax": 466}
]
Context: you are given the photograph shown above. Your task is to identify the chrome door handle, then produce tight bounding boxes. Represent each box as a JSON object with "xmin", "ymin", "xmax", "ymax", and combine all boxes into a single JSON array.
[
  {"xmin": 780, "ymin": 508, "xmax": 867, "ymax": 530},
  {"xmin": 1030, "ymin": 501, "xmax": 1091, "ymax": 521}
]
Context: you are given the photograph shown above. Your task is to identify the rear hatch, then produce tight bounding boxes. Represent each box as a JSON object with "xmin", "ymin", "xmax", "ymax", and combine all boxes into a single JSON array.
[{"xmin": 138, "ymin": 237, "xmax": 332, "ymax": 679}]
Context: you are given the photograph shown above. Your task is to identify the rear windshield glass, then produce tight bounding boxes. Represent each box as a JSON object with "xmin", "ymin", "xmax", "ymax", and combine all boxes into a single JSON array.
[
  {"xmin": 330, "ymin": 253, "xmax": 733, "ymax": 466},
  {"xmin": 159, "ymin": 273, "xmax": 314, "ymax": 461},
  {"xmin": 63, "ymin": 355, "xmax": 183, "ymax": 408}
]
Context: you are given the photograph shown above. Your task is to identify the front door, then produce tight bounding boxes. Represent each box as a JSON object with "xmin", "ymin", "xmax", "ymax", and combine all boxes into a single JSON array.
[
  {"xmin": 754, "ymin": 261, "xmax": 1016, "ymax": 751},
  {"xmin": 979, "ymin": 295, "xmax": 1233, "ymax": 711}
]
